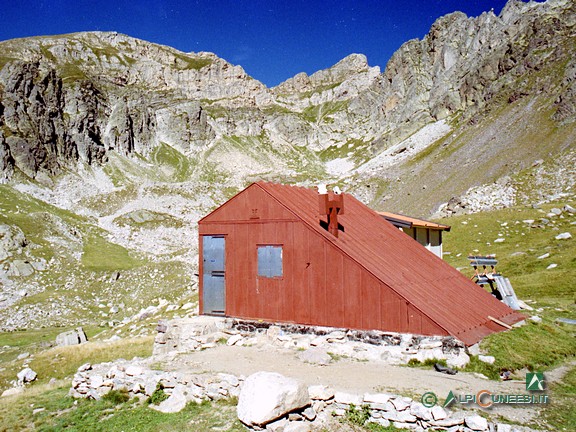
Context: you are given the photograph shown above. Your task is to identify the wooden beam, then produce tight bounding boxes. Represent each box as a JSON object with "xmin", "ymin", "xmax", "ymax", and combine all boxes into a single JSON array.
[{"xmin": 488, "ymin": 315, "xmax": 512, "ymax": 329}]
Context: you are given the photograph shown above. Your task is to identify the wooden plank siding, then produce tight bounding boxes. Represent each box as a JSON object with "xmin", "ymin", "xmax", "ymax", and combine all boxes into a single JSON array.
[{"xmin": 198, "ymin": 182, "xmax": 525, "ymax": 345}]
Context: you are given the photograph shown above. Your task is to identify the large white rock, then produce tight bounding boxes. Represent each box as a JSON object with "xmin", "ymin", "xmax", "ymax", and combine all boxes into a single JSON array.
[
  {"xmin": 446, "ymin": 351, "xmax": 470, "ymax": 368},
  {"xmin": 17, "ymin": 367, "xmax": 37, "ymax": 383},
  {"xmin": 431, "ymin": 405, "xmax": 448, "ymax": 420},
  {"xmin": 363, "ymin": 392, "xmax": 391, "ymax": 405},
  {"xmin": 478, "ymin": 355, "xmax": 496, "ymax": 365},
  {"xmin": 1, "ymin": 387, "xmax": 24, "ymax": 398},
  {"xmin": 409, "ymin": 402, "xmax": 432, "ymax": 421},
  {"xmin": 237, "ymin": 372, "xmax": 310, "ymax": 427},
  {"xmin": 150, "ymin": 384, "xmax": 187, "ymax": 413},
  {"xmin": 465, "ymin": 414, "xmax": 488, "ymax": 431},
  {"xmin": 125, "ymin": 365, "xmax": 144, "ymax": 376},
  {"xmin": 56, "ymin": 327, "xmax": 87, "ymax": 346},
  {"xmin": 334, "ymin": 391, "xmax": 363, "ymax": 406},
  {"xmin": 308, "ymin": 385, "xmax": 334, "ymax": 401},
  {"xmin": 555, "ymin": 232, "xmax": 572, "ymax": 240}
]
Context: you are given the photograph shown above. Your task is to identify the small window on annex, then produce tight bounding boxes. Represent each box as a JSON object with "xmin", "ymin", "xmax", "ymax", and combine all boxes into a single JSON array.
[{"xmin": 257, "ymin": 245, "xmax": 283, "ymax": 278}]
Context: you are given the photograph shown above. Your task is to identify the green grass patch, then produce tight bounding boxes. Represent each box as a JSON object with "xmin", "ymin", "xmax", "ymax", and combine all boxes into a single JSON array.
[
  {"xmin": 297, "ymin": 81, "xmax": 342, "ymax": 99},
  {"xmin": 438, "ymin": 201, "xmax": 576, "ymax": 375},
  {"xmin": 0, "ymin": 385, "xmax": 243, "ymax": 432},
  {"xmin": 406, "ymin": 358, "xmax": 447, "ymax": 369},
  {"xmin": 58, "ymin": 63, "xmax": 88, "ymax": 81},
  {"xmin": 147, "ymin": 383, "xmax": 169, "ymax": 405},
  {"xmin": 172, "ymin": 52, "xmax": 213, "ymax": 70},
  {"xmin": 0, "ymin": 185, "xmax": 87, "ymax": 253},
  {"xmin": 0, "ymin": 336, "xmax": 153, "ymax": 392},
  {"xmin": 150, "ymin": 142, "xmax": 193, "ymax": 182},
  {"xmin": 113, "ymin": 209, "xmax": 184, "ymax": 229},
  {"xmin": 440, "ymin": 201, "xmax": 576, "ymax": 302},
  {"xmin": 343, "ymin": 403, "xmax": 402, "ymax": 431},
  {"xmin": 81, "ymin": 234, "xmax": 143, "ymax": 271},
  {"xmin": 102, "ymin": 388, "xmax": 130, "ymax": 404},
  {"xmin": 463, "ymin": 355, "xmax": 502, "ymax": 380},
  {"xmin": 542, "ymin": 365, "xmax": 576, "ymax": 431},
  {"xmin": 478, "ymin": 319, "xmax": 575, "ymax": 373},
  {"xmin": 301, "ymin": 100, "xmax": 349, "ymax": 123}
]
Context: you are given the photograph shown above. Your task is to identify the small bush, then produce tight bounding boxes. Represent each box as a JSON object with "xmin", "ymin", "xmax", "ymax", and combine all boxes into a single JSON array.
[
  {"xmin": 147, "ymin": 383, "xmax": 169, "ymax": 405},
  {"xmin": 102, "ymin": 388, "xmax": 130, "ymax": 404},
  {"xmin": 407, "ymin": 358, "xmax": 447, "ymax": 368},
  {"xmin": 345, "ymin": 403, "xmax": 371, "ymax": 426}
]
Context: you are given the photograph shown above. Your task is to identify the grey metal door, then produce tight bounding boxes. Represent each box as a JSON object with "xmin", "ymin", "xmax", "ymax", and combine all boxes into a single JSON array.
[{"xmin": 202, "ymin": 235, "xmax": 226, "ymax": 315}]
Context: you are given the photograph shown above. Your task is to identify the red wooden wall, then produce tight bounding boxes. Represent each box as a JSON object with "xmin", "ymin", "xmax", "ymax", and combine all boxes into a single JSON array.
[{"xmin": 199, "ymin": 185, "xmax": 448, "ymax": 337}]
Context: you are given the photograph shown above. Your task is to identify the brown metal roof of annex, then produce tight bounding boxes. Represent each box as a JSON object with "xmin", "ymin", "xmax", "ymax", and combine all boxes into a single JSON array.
[
  {"xmin": 254, "ymin": 181, "xmax": 525, "ymax": 346},
  {"xmin": 378, "ymin": 211, "xmax": 451, "ymax": 231}
]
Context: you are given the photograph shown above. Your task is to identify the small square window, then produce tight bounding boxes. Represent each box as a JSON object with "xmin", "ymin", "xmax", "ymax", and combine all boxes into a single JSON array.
[{"xmin": 258, "ymin": 245, "xmax": 283, "ymax": 278}]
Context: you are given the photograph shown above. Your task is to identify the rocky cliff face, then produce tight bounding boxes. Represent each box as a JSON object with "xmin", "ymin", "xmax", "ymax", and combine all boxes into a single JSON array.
[
  {"xmin": 0, "ymin": 0, "xmax": 574, "ymax": 185},
  {"xmin": 0, "ymin": 0, "xmax": 575, "ymax": 329}
]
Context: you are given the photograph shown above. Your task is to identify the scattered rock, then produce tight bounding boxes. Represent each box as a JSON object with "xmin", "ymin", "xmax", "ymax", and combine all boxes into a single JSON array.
[
  {"xmin": 125, "ymin": 365, "xmax": 144, "ymax": 376},
  {"xmin": 478, "ymin": 355, "xmax": 496, "ymax": 365},
  {"xmin": 446, "ymin": 351, "xmax": 469, "ymax": 368},
  {"xmin": 298, "ymin": 347, "xmax": 332, "ymax": 365},
  {"xmin": 150, "ymin": 384, "xmax": 187, "ymax": 413},
  {"xmin": 17, "ymin": 352, "xmax": 30, "ymax": 360},
  {"xmin": 555, "ymin": 232, "xmax": 572, "ymax": 240},
  {"xmin": 431, "ymin": 405, "xmax": 448, "ymax": 420},
  {"xmin": 546, "ymin": 263, "xmax": 558, "ymax": 269},
  {"xmin": 77, "ymin": 363, "xmax": 92, "ymax": 372},
  {"xmin": 1, "ymin": 387, "xmax": 24, "ymax": 398},
  {"xmin": 227, "ymin": 334, "xmax": 243, "ymax": 346},
  {"xmin": 17, "ymin": 367, "xmax": 37, "ymax": 384},
  {"xmin": 237, "ymin": 372, "xmax": 310, "ymax": 427},
  {"xmin": 334, "ymin": 391, "xmax": 363, "ymax": 406},
  {"xmin": 390, "ymin": 396, "xmax": 412, "ymax": 411},
  {"xmin": 363, "ymin": 393, "xmax": 391, "ymax": 405},
  {"xmin": 550, "ymin": 208, "xmax": 562, "ymax": 216},
  {"xmin": 308, "ymin": 385, "xmax": 334, "ymax": 401},
  {"xmin": 284, "ymin": 422, "xmax": 311, "ymax": 432},
  {"xmin": 530, "ymin": 316, "xmax": 542, "ymax": 323},
  {"xmin": 537, "ymin": 253, "xmax": 550, "ymax": 259},
  {"xmin": 56, "ymin": 327, "xmax": 88, "ymax": 346},
  {"xmin": 465, "ymin": 414, "xmax": 488, "ymax": 431}
]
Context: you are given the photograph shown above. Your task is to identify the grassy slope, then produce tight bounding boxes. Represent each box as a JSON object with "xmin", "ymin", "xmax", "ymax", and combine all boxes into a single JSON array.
[
  {"xmin": 0, "ymin": 181, "xmax": 194, "ymax": 330},
  {"xmin": 362, "ymin": 90, "xmax": 576, "ymax": 217},
  {"xmin": 0, "ymin": 386, "xmax": 243, "ymax": 432},
  {"xmin": 439, "ymin": 200, "xmax": 575, "ymax": 430}
]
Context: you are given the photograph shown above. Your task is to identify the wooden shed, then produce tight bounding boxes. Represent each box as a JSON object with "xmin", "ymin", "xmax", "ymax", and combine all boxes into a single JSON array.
[
  {"xmin": 198, "ymin": 182, "xmax": 524, "ymax": 345},
  {"xmin": 378, "ymin": 211, "xmax": 451, "ymax": 259}
]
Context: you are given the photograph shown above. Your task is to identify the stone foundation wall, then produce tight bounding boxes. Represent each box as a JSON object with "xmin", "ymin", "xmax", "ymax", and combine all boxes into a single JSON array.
[{"xmin": 153, "ymin": 317, "xmax": 470, "ymax": 368}]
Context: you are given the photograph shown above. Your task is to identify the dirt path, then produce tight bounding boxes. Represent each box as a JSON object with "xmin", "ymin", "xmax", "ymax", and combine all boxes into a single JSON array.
[
  {"xmin": 159, "ymin": 344, "xmax": 571, "ymax": 426},
  {"xmin": 171, "ymin": 345, "xmax": 522, "ymax": 396}
]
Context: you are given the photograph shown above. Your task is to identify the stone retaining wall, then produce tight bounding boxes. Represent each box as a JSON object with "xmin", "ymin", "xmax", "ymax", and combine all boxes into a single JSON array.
[
  {"xmin": 153, "ymin": 317, "xmax": 470, "ymax": 368},
  {"xmin": 70, "ymin": 364, "xmax": 536, "ymax": 432}
]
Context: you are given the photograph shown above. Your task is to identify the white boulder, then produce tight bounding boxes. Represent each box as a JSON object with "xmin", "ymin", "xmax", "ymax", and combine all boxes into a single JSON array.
[
  {"xmin": 17, "ymin": 367, "xmax": 37, "ymax": 384},
  {"xmin": 237, "ymin": 372, "xmax": 310, "ymax": 427},
  {"xmin": 150, "ymin": 384, "xmax": 187, "ymax": 413},
  {"xmin": 478, "ymin": 355, "xmax": 496, "ymax": 365},
  {"xmin": 465, "ymin": 414, "xmax": 488, "ymax": 430}
]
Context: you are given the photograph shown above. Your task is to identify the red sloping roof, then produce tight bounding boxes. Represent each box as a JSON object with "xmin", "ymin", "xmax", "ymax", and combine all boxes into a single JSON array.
[
  {"xmin": 255, "ymin": 181, "xmax": 524, "ymax": 345},
  {"xmin": 378, "ymin": 211, "xmax": 451, "ymax": 231}
]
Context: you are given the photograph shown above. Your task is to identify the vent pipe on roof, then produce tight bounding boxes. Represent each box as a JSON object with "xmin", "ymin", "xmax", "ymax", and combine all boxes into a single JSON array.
[{"xmin": 318, "ymin": 186, "xmax": 345, "ymax": 237}]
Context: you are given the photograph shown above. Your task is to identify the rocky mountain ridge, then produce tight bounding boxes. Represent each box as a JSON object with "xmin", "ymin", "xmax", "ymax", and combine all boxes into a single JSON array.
[{"xmin": 0, "ymin": 0, "xmax": 575, "ymax": 330}]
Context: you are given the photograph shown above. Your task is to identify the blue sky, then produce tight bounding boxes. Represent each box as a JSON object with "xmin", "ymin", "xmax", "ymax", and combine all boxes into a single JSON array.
[{"xmin": 0, "ymin": 0, "xmax": 518, "ymax": 87}]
